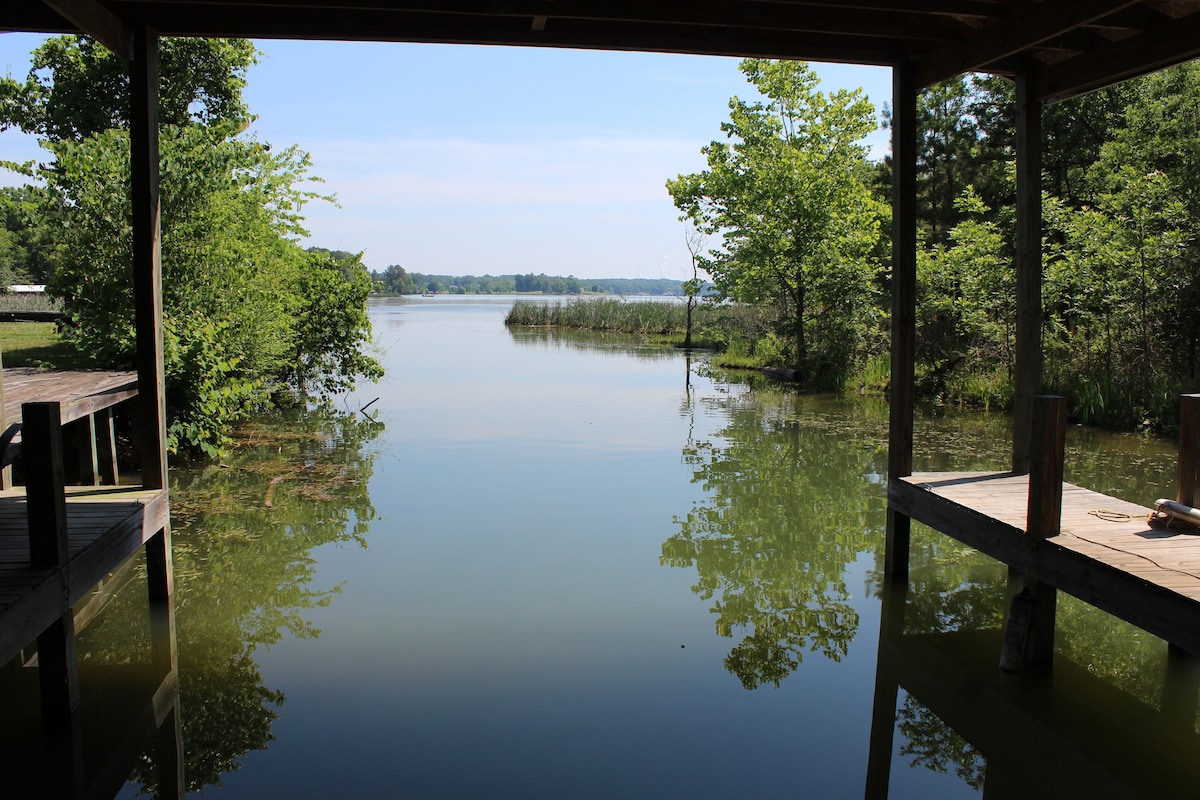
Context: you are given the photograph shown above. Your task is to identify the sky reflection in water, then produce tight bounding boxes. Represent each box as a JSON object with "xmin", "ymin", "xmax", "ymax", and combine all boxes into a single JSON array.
[{"xmin": 69, "ymin": 295, "xmax": 1196, "ymax": 799}]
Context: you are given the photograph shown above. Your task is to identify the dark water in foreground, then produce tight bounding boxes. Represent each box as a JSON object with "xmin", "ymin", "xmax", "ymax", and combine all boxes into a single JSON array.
[{"xmin": 4, "ymin": 295, "xmax": 1197, "ymax": 798}]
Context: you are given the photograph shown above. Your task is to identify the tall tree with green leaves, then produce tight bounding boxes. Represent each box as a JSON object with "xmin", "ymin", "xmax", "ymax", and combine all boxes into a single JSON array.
[
  {"xmin": 0, "ymin": 36, "xmax": 257, "ymax": 141},
  {"xmin": 3, "ymin": 36, "xmax": 382, "ymax": 456},
  {"xmin": 667, "ymin": 59, "xmax": 884, "ymax": 385}
]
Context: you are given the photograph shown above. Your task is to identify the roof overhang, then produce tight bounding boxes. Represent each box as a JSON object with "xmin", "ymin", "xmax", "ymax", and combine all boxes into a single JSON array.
[{"xmin": 4, "ymin": 1, "xmax": 1200, "ymax": 101}]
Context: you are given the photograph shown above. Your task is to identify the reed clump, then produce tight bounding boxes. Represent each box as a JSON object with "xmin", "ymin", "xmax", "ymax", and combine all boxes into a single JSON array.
[{"xmin": 506, "ymin": 298, "xmax": 708, "ymax": 336}]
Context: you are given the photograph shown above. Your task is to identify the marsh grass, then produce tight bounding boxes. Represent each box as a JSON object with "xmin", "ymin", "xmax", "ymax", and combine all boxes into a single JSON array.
[
  {"xmin": 0, "ymin": 292, "xmax": 61, "ymax": 314},
  {"xmin": 506, "ymin": 298, "xmax": 703, "ymax": 335}
]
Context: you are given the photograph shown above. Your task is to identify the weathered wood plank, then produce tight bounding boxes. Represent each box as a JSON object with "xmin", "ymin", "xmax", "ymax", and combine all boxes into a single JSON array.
[{"xmin": 3, "ymin": 369, "xmax": 137, "ymax": 426}]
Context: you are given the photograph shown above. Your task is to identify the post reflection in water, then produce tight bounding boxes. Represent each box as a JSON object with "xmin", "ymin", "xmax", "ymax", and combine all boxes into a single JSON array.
[
  {"xmin": 866, "ymin": 577, "xmax": 1200, "ymax": 799},
  {"xmin": 0, "ymin": 578, "xmax": 182, "ymax": 799},
  {"xmin": 0, "ymin": 405, "xmax": 384, "ymax": 798}
]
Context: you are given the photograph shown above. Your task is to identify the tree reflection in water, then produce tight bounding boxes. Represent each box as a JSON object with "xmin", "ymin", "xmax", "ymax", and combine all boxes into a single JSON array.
[
  {"xmin": 77, "ymin": 405, "xmax": 382, "ymax": 794},
  {"xmin": 663, "ymin": 389, "xmax": 889, "ymax": 689}
]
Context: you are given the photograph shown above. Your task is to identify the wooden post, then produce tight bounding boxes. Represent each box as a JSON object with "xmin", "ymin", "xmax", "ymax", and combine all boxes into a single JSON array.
[
  {"xmin": 23, "ymin": 402, "xmax": 68, "ymax": 569},
  {"xmin": 1162, "ymin": 643, "xmax": 1200, "ymax": 733},
  {"xmin": 0, "ymin": 342, "xmax": 9, "ymax": 490},
  {"xmin": 130, "ymin": 27, "xmax": 175, "ymax": 617},
  {"xmin": 1012, "ymin": 73, "xmax": 1044, "ymax": 475},
  {"xmin": 1026, "ymin": 395, "xmax": 1066, "ymax": 540},
  {"xmin": 24, "ymin": 400, "xmax": 82, "ymax": 717},
  {"xmin": 130, "ymin": 25, "xmax": 168, "ymax": 493},
  {"xmin": 1178, "ymin": 394, "xmax": 1200, "ymax": 506},
  {"xmin": 886, "ymin": 60, "xmax": 918, "ymax": 580},
  {"xmin": 68, "ymin": 415, "xmax": 100, "ymax": 486},
  {"xmin": 97, "ymin": 407, "xmax": 119, "ymax": 485},
  {"xmin": 1000, "ymin": 395, "xmax": 1064, "ymax": 671}
]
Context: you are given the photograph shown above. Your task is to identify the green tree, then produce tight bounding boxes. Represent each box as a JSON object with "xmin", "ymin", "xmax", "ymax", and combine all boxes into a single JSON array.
[
  {"xmin": 373, "ymin": 264, "xmax": 416, "ymax": 294},
  {"xmin": 285, "ymin": 250, "xmax": 383, "ymax": 396},
  {"xmin": 4, "ymin": 36, "xmax": 382, "ymax": 456},
  {"xmin": 0, "ymin": 183, "xmax": 61, "ymax": 284},
  {"xmin": 0, "ymin": 36, "xmax": 257, "ymax": 141},
  {"xmin": 916, "ymin": 189, "xmax": 1013, "ymax": 406},
  {"xmin": 667, "ymin": 59, "xmax": 884, "ymax": 384}
]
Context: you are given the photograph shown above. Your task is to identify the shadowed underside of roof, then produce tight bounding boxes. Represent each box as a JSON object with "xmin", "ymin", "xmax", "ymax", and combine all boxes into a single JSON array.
[{"xmin": 3, "ymin": 0, "xmax": 1200, "ymax": 101}]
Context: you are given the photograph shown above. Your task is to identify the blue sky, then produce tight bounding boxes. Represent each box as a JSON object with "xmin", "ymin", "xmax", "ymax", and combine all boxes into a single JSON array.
[{"xmin": 1, "ymin": 33, "xmax": 891, "ymax": 280}]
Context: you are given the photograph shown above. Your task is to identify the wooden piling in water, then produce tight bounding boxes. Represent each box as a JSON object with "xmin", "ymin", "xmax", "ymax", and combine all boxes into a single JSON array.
[{"xmin": 999, "ymin": 396, "xmax": 1065, "ymax": 671}]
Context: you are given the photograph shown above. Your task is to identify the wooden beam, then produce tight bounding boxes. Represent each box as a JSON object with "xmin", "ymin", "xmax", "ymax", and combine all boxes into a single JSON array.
[
  {"xmin": 886, "ymin": 60, "xmax": 918, "ymax": 581},
  {"xmin": 1011, "ymin": 72, "xmax": 1043, "ymax": 475},
  {"xmin": 916, "ymin": 0, "xmax": 1145, "ymax": 88},
  {"xmin": 129, "ymin": 26, "xmax": 168, "ymax": 492},
  {"xmin": 37, "ymin": 0, "xmax": 128, "ymax": 61},
  {"xmin": 1035, "ymin": 10, "xmax": 1200, "ymax": 102}
]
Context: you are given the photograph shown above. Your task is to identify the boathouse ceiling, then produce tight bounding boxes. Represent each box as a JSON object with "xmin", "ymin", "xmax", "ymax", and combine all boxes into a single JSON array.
[{"xmin": 4, "ymin": 0, "xmax": 1200, "ymax": 102}]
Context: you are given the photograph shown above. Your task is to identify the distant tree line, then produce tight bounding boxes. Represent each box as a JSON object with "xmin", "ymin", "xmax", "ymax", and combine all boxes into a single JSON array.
[{"xmin": 370, "ymin": 266, "xmax": 685, "ymax": 297}]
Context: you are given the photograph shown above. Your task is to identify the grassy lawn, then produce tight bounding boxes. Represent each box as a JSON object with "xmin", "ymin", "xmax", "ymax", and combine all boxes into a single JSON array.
[{"xmin": 0, "ymin": 322, "xmax": 95, "ymax": 369}]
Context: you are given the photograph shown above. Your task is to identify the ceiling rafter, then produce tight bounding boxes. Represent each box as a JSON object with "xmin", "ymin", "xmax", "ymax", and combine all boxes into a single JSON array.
[
  {"xmin": 914, "ymin": 0, "xmax": 1147, "ymax": 88},
  {"xmin": 1035, "ymin": 7, "xmax": 1200, "ymax": 101},
  {"xmin": 37, "ymin": 0, "xmax": 128, "ymax": 60}
]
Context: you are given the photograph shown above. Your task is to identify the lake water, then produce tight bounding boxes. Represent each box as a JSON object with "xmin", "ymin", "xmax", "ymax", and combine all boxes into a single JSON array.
[{"xmin": 5, "ymin": 295, "xmax": 1198, "ymax": 798}]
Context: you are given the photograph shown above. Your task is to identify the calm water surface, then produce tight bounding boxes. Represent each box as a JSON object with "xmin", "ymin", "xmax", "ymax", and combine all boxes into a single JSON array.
[{"xmin": 6, "ymin": 295, "xmax": 1197, "ymax": 798}]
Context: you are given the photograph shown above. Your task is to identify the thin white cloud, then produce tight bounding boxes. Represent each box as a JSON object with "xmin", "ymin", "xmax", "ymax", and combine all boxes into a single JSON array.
[{"xmin": 298, "ymin": 135, "xmax": 703, "ymax": 207}]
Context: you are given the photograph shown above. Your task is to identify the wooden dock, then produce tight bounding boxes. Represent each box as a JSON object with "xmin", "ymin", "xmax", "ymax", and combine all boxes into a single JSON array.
[
  {"xmin": 886, "ymin": 394, "xmax": 1200, "ymax": 673},
  {"xmin": 0, "ymin": 484, "xmax": 169, "ymax": 663},
  {"xmin": 0, "ymin": 366, "xmax": 173, "ymax": 724},
  {"xmin": 890, "ymin": 470, "xmax": 1200, "ymax": 656}
]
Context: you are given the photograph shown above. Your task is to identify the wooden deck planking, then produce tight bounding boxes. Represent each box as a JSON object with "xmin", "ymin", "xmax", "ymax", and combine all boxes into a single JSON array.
[
  {"xmin": 0, "ymin": 485, "xmax": 168, "ymax": 662},
  {"xmin": 2, "ymin": 368, "xmax": 138, "ymax": 427},
  {"xmin": 891, "ymin": 471, "xmax": 1200, "ymax": 654}
]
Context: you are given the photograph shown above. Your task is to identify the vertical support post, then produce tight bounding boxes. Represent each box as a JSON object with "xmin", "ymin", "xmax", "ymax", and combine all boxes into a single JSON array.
[
  {"xmin": 97, "ymin": 407, "xmax": 119, "ymax": 485},
  {"xmin": 0, "ymin": 342, "xmax": 9, "ymax": 490},
  {"xmin": 1012, "ymin": 73, "xmax": 1044, "ymax": 475},
  {"xmin": 24, "ymin": 402, "xmax": 68, "ymax": 569},
  {"xmin": 1000, "ymin": 395, "xmax": 1064, "ymax": 671},
  {"xmin": 1162, "ymin": 643, "xmax": 1200, "ymax": 733},
  {"xmin": 130, "ymin": 25, "xmax": 168, "ymax": 493},
  {"xmin": 24, "ymin": 400, "xmax": 82, "ymax": 716},
  {"xmin": 1027, "ymin": 395, "xmax": 1066, "ymax": 540},
  {"xmin": 886, "ymin": 61, "xmax": 918, "ymax": 580},
  {"xmin": 1178, "ymin": 394, "xmax": 1200, "ymax": 506},
  {"xmin": 130, "ymin": 32, "xmax": 176, "ymax": 718},
  {"xmin": 68, "ymin": 415, "xmax": 100, "ymax": 486}
]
